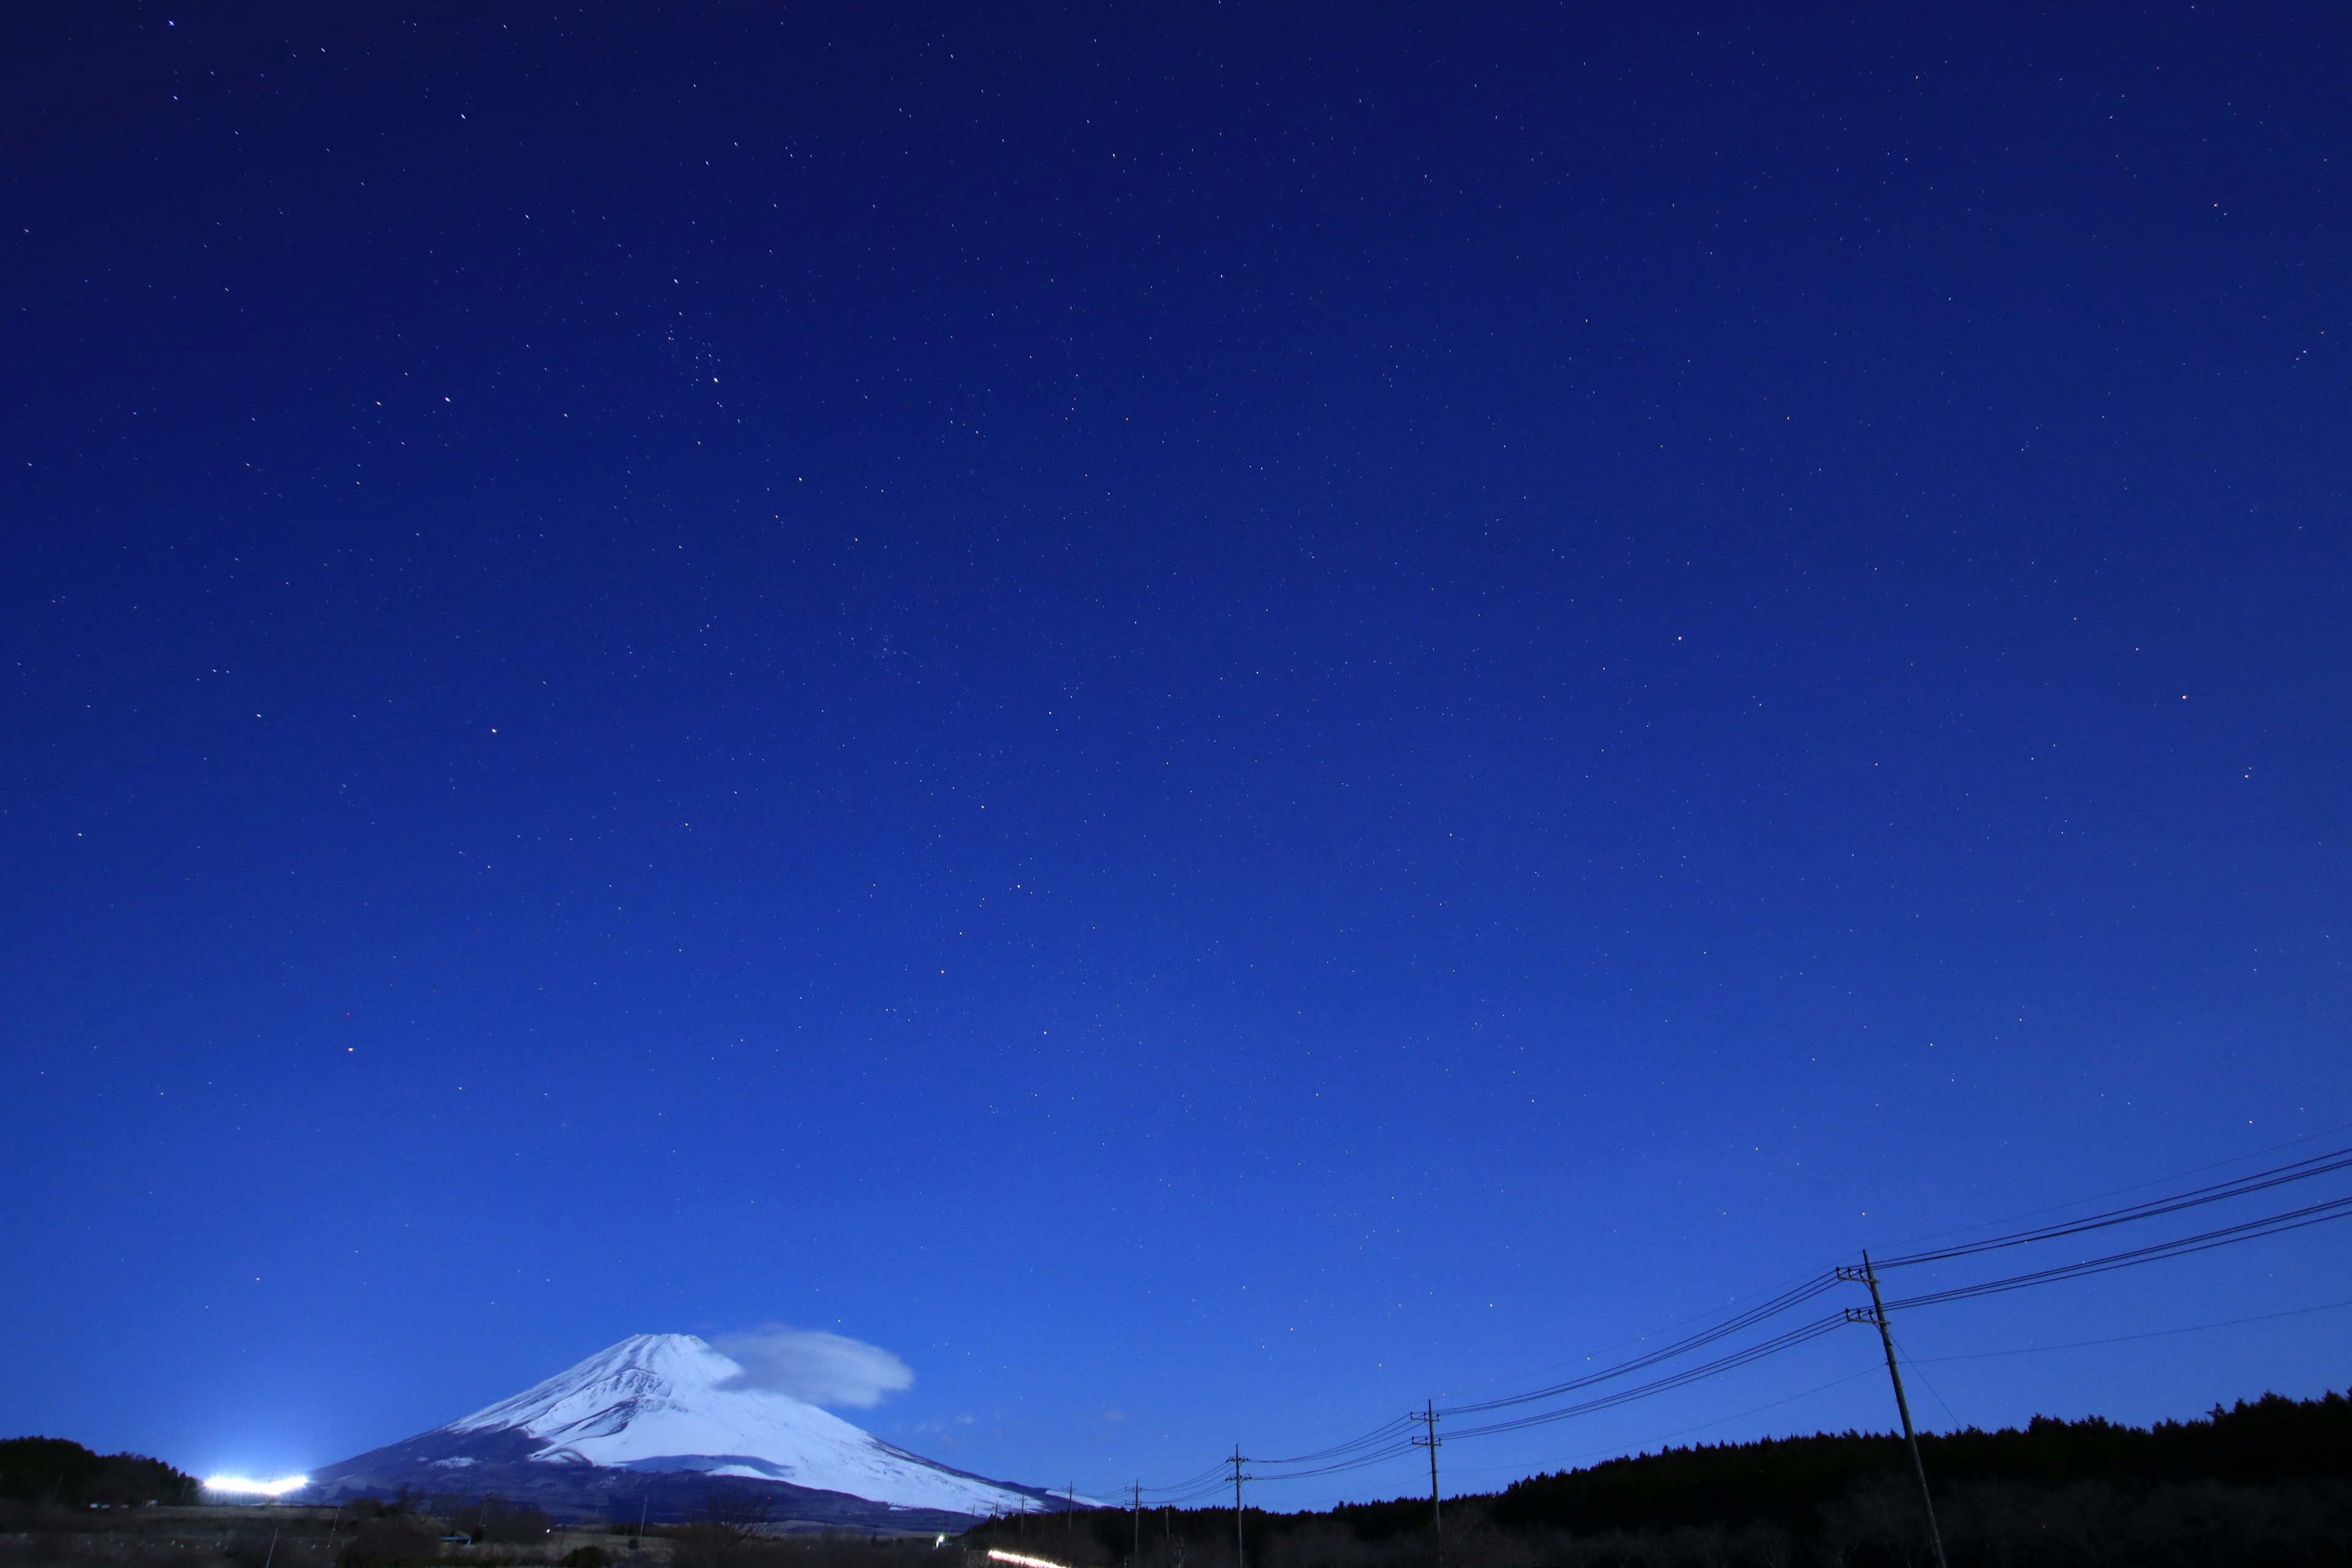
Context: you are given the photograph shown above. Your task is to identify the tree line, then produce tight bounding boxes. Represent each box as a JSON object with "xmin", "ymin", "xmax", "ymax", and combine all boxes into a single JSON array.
[
  {"xmin": 963, "ymin": 1388, "xmax": 2352, "ymax": 1568},
  {"xmin": 0, "ymin": 1437, "xmax": 200, "ymax": 1509}
]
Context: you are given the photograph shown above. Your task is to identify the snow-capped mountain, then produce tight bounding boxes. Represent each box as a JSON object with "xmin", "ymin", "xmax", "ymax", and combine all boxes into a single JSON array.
[{"xmin": 304, "ymin": 1334, "xmax": 1065, "ymax": 1526}]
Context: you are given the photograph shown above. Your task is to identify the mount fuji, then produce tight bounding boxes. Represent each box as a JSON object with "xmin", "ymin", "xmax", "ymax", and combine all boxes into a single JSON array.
[{"xmin": 303, "ymin": 1334, "xmax": 1069, "ymax": 1528}]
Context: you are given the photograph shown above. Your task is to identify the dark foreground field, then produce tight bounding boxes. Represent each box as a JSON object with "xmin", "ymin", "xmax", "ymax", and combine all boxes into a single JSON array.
[{"xmin": 0, "ymin": 1504, "xmax": 954, "ymax": 1568}]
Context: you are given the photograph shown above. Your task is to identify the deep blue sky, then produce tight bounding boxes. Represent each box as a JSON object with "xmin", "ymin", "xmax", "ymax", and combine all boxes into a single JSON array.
[{"xmin": 3, "ymin": 0, "xmax": 2348, "ymax": 1509}]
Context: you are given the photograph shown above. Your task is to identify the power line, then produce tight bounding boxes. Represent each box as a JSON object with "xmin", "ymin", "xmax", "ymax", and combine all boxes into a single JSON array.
[
  {"xmin": 1433, "ymin": 1155, "xmax": 2352, "ymax": 1439},
  {"xmin": 1871, "ymin": 1118, "xmax": 2352, "ymax": 1255},
  {"xmin": 1434, "ymin": 1190, "xmax": 2352, "ymax": 1445},
  {"xmin": 1443, "ymin": 1316, "xmax": 1852, "ymax": 1439},
  {"xmin": 1913, "ymin": 1295, "xmax": 2352, "ymax": 1362},
  {"xmin": 1888, "ymin": 1329, "xmax": 1966, "ymax": 1433},
  {"xmin": 1128, "ymin": 1142, "xmax": 2352, "ymax": 1506},
  {"xmin": 1439, "ymin": 1273, "xmax": 1842, "ymax": 1417},
  {"xmin": 1140, "ymin": 1463, "xmax": 1234, "ymax": 1498},
  {"xmin": 1430, "ymin": 1260, "xmax": 1847, "ymax": 1404},
  {"xmin": 1874, "ymin": 1145, "xmax": 2352, "ymax": 1269},
  {"xmin": 1234, "ymin": 1441, "xmax": 1421, "ymax": 1483},
  {"xmin": 1880, "ymin": 1193, "xmax": 2352, "ymax": 1312},
  {"xmin": 1248, "ymin": 1417, "xmax": 1417, "ymax": 1467},
  {"xmin": 1139, "ymin": 1285, "xmax": 2352, "ymax": 1504}
]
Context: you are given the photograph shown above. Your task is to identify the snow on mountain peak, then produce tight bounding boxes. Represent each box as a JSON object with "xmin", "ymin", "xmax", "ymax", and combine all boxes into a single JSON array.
[
  {"xmin": 448, "ymin": 1333, "xmax": 734, "ymax": 1433},
  {"xmin": 430, "ymin": 1333, "xmax": 1037, "ymax": 1516}
]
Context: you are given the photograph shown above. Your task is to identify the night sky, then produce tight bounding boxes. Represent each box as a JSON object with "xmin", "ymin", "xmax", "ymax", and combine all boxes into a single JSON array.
[{"xmin": 4, "ymin": 1, "xmax": 2349, "ymax": 1509}]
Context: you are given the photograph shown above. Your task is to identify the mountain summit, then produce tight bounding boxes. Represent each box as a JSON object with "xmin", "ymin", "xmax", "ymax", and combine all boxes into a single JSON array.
[{"xmin": 305, "ymin": 1333, "xmax": 1059, "ymax": 1526}]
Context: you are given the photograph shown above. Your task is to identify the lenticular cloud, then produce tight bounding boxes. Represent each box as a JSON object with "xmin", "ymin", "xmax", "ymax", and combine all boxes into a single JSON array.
[{"xmin": 714, "ymin": 1323, "xmax": 914, "ymax": 1409}]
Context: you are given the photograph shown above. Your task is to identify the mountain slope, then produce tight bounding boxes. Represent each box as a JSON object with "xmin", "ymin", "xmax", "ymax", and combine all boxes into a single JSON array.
[{"xmin": 304, "ymin": 1334, "xmax": 1062, "ymax": 1526}]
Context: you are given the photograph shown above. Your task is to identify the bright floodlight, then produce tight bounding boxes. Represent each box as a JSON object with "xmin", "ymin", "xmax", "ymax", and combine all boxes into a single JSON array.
[{"xmin": 204, "ymin": 1474, "xmax": 309, "ymax": 1498}]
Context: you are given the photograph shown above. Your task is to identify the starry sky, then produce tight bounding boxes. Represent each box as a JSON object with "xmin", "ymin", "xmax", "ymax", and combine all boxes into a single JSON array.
[{"xmin": 3, "ymin": 0, "xmax": 2348, "ymax": 1510}]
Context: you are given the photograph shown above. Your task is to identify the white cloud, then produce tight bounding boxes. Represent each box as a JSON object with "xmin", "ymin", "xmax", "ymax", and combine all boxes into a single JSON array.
[{"xmin": 713, "ymin": 1324, "xmax": 914, "ymax": 1409}]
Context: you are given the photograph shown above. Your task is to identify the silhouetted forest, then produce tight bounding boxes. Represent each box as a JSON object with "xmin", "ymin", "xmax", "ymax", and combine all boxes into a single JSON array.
[
  {"xmin": 1490, "ymin": 1388, "xmax": 2352, "ymax": 1534},
  {"xmin": 0, "ymin": 1439, "xmax": 199, "ymax": 1509},
  {"xmin": 968, "ymin": 1389, "xmax": 2352, "ymax": 1568}
]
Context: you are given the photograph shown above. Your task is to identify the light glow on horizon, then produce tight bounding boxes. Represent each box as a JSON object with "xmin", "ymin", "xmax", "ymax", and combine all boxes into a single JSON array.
[
  {"xmin": 203, "ymin": 1474, "xmax": 309, "ymax": 1498},
  {"xmin": 989, "ymin": 1553, "xmax": 1074, "ymax": 1568}
]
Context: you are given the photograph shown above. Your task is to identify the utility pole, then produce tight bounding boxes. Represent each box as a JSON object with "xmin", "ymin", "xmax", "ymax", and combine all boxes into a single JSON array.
[
  {"xmin": 1227, "ymin": 1447, "xmax": 1253, "ymax": 1568},
  {"xmin": 1409, "ymin": 1401, "xmax": 1442, "ymax": 1568},
  {"xmin": 1839, "ymin": 1251, "xmax": 1950, "ymax": 1568},
  {"xmin": 1131, "ymin": 1482, "xmax": 1142, "ymax": 1568}
]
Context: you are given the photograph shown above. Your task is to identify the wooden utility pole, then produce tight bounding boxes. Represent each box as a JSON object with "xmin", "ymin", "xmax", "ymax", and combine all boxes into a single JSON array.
[
  {"xmin": 1409, "ymin": 1401, "xmax": 1442, "ymax": 1568},
  {"xmin": 1228, "ymin": 1447, "xmax": 1251, "ymax": 1568},
  {"xmin": 1131, "ymin": 1482, "xmax": 1142, "ymax": 1567},
  {"xmin": 1839, "ymin": 1252, "xmax": 1950, "ymax": 1568}
]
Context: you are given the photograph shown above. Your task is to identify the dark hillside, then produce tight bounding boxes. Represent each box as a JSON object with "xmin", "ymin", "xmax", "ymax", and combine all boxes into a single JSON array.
[
  {"xmin": 969, "ymin": 1389, "xmax": 2352, "ymax": 1568},
  {"xmin": 1491, "ymin": 1389, "xmax": 2352, "ymax": 1534},
  {"xmin": 0, "ymin": 1437, "xmax": 200, "ymax": 1507}
]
